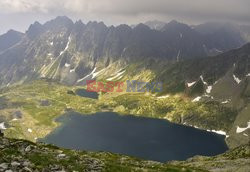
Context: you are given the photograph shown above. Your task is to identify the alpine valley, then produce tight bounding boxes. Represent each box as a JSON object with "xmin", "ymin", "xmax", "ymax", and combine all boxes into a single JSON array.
[{"xmin": 0, "ymin": 16, "xmax": 250, "ymax": 172}]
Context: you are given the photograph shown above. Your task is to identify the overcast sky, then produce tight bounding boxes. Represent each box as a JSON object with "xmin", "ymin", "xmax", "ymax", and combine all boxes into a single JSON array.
[{"xmin": 0, "ymin": 0, "xmax": 250, "ymax": 34}]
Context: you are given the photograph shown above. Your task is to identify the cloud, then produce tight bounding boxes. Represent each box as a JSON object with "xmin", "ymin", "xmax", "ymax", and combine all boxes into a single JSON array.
[
  {"xmin": 0, "ymin": 0, "xmax": 46, "ymax": 13},
  {"xmin": 0, "ymin": 0, "xmax": 250, "ymax": 33}
]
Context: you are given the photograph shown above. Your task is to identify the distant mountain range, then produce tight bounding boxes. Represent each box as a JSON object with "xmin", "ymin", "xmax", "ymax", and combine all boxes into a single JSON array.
[
  {"xmin": 0, "ymin": 16, "xmax": 249, "ymax": 87},
  {"xmin": 145, "ymin": 20, "xmax": 250, "ymax": 43}
]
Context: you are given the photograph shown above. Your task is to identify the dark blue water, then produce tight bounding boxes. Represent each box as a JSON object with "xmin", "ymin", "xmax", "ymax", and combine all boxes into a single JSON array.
[
  {"xmin": 42, "ymin": 112, "xmax": 228, "ymax": 162},
  {"xmin": 75, "ymin": 89, "xmax": 98, "ymax": 99}
]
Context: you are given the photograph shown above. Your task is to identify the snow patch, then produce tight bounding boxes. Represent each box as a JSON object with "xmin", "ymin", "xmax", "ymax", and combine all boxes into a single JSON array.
[
  {"xmin": 12, "ymin": 118, "xmax": 19, "ymax": 121},
  {"xmin": 200, "ymin": 75, "xmax": 208, "ymax": 85},
  {"xmin": 176, "ymin": 50, "xmax": 181, "ymax": 62},
  {"xmin": 246, "ymin": 73, "xmax": 250, "ymax": 77},
  {"xmin": 209, "ymin": 130, "xmax": 227, "ymax": 136},
  {"xmin": 107, "ymin": 70, "xmax": 126, "ymax": 81},
  {"xmin": 59, "ymin": 36, "xmax": 71, "ymax": 56},
  {"xmin": 70, "ymin": 69, "xmax": 75, "ymax": 73},
  {"xmin": 77, "ymin": 68, "xmax": 97, "ymax": 83},
  {"xmin": 204, "ymin": 94, "xmax": 214, "ymax": 99},
  {"xmin": 121, "ymin": 47, "xmax": 128, "ymax": 57},
  {"xmin": 222, "ymin": 99, "xmax": 231, "ymax": 104},
  {"xmin": 116, "ymin": 75, "xmax": 124, "ymax": 80},
  {"xmin": 243, "ymin": 133, "xmax": 248, "ymax": 137},
  {"xmin": 122, "ymin": 47, "xmax": 127, "ymax": 53},
  {"xmin": 40, "ymin": 74, "xmax": 46, "ymax": 78},
  {"xmin": 206, "ymin": 86, "xmax": 212, "ymax": 94},
  {"xmin": 233, "ymin": 74, "xmax": 241, "ymax": 84},
  {"xmin": 185, "ymin": 123, "xmax": 229, "ymax": 137},
  {"xmin": 92, "ymin": 68, "xmax": 106, "ymax": 79},
  {"xmin": 187, "ymin": 81, "xmax": 196, "ymax": 87},
  {"xmin": 157, "ymin": 95, "xmax": 170, "ymax": 99},
  {"xmin": 50, "ymin": 42, "xmax": 53, "ymax": 46},
  {"xmin": 207, "ymin": 48, "xmax": 223, "ymax": 54},
  {"xmin": 192, "ymin": 96, "xmax": 201, "ymax": 102},
  {"xmin": 236, "ymin": 121, "xmax": 250, "ymax": 133},
  {"xmin": 0, "ymin": 122, "xmax": 7, "ymax": 130},
  {"xmin": 64, "ymin": 63, "xmax": 70, "ymax": 68},
  {"xmin": 214, "ymin": 80, "xmax": 219, "ymax": 85},
  {"xmin": 213, "ymin": 48, "xmax": 223, "ymax": 53}
]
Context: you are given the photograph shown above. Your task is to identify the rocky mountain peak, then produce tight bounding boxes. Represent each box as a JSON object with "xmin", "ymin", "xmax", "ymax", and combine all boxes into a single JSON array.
[
  {"xmin": 75, "ymin": 20, "xmax": 85, "ymax": 26},
  {"xmin": 144, "ymin": 20, "xmax": 166, "ymax": 30},
  {"xmin": 52, "ymin": 16, "xmax": 73, "ymax": 24},
  {"xmin": 6, "ymin": 29, "xmax": 22, "ymax": 35},
  {"xmin": 0, "ymin": 29, "xmax": 23, "ymax": 52},
  {"xmin": 43, "ymin": 16, "xmax": 74, "ymax": 31},
  {"xmin": 134, "ymin": 23, "xmax": 151, "ymax": 31},
  {"xmin": 85, "ymin": 21, "xmax": 107, "ymax": 30},
  {"xmin": 162, "ymin": 20, "xmax": 193, "ymax": 33},
  {"xmin": 26, "ymin": 21, "xmax": 44, "ymax": 39}
]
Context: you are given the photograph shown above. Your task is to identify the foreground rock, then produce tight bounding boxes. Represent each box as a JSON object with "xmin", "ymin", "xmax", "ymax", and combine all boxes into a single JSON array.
[
  {"xmin": 1, "ymin": 132, "xmax": 249, "ymax": 171},
  {"xmin": 0, "ymin": 136, "xmax": 200, "ymax": 172}
]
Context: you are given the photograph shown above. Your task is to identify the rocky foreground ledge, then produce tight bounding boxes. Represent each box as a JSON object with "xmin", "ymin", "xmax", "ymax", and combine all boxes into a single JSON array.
[
  {"xmin": 0, "ymin": 135, "xmax": 249, "ymax": 172},
  {"xmin": 0, "ymin": 136, "xmax": 202, "ymax": 172}
]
